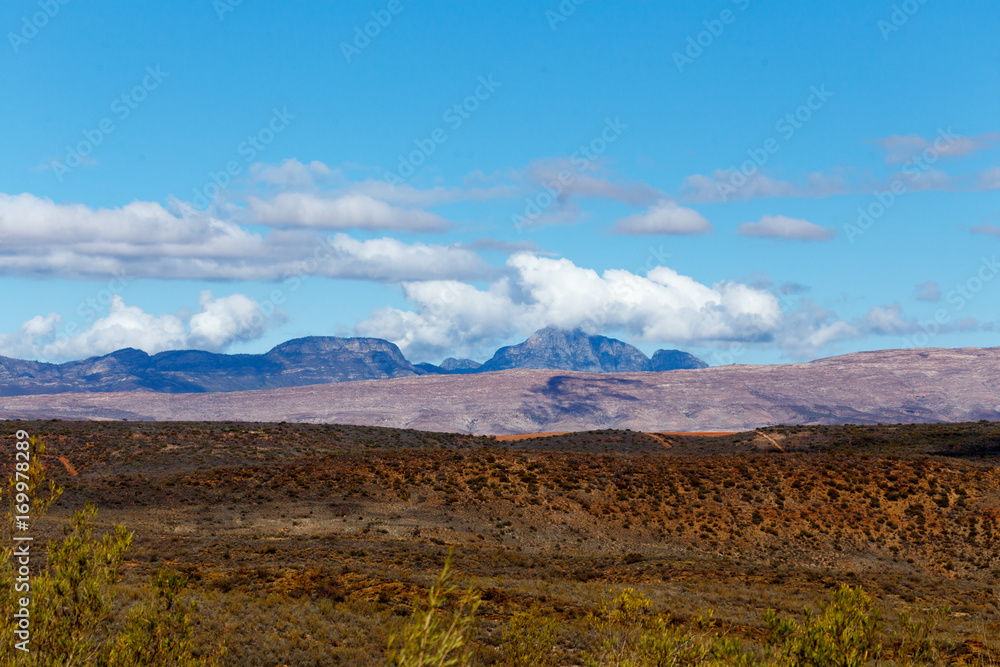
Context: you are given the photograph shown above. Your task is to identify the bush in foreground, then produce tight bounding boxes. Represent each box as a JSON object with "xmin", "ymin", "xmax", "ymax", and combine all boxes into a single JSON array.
[
  {"xmin": 392, "ymin": 567, "xmax": 973, "ymax": 666},
  {"xmin": 0, "ymin": 438, "xmax": 223, "ymax": 666}
]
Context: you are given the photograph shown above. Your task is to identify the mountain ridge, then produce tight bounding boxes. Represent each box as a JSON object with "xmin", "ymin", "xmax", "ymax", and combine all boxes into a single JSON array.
[
  {"xmin": 0, "ymin": 328, "xmax": 705, "ymax": 396},
  {"xmin": 1, "ymin": 346, "xmax": 997, "ymax": 433}
]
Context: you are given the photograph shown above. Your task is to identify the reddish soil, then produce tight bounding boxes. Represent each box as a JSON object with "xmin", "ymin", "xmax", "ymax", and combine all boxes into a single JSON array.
[
  {"xmin": 494, "ymin": 431, "xmax": 573, "ymax": 441},
  {"xmin": 656, "ymin": 431, "xmax": 740, "ymax": 437}
]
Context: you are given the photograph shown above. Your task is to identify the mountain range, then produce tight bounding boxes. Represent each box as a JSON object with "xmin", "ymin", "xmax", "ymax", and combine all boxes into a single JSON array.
[
  {"xmin": 0, "ymin": 327, "xmax": 705, "ymax": 397},
  {"xmin": 2, "ymin": 347, "xmax": 997, "ymax": 433}
]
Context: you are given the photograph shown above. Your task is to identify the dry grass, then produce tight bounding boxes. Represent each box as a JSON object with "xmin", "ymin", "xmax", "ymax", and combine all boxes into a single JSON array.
[{"xmin": 3, "ymin": 419, "xmax": 999, "ymax": 665}]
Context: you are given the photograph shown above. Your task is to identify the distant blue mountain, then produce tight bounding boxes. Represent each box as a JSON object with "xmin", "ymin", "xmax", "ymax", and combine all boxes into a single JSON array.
[
  {"xmin": 479, "ymin": 327, "xmax": 707, "ymax": 373},
  {"xmin": 0, "ymin": 329, "xmax": 707, "ymax": 396}
]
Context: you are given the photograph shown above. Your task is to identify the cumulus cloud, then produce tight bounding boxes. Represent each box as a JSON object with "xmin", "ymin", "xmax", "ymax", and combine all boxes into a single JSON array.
[
  {"xmin": 0, "ymin": 193, "xmax": 487, "ymax": 282},
  {"xmin": 611, "ymin": 200, "xmax": 713, "ymax": 235},
  {"xmin": 365, "ymin": 259, "xmax": 981, "ymax": 362},
  {"xmin": 188, "ymin": 291, "xmax": 272, "ymax": 350},
  {"xmin": 0, "ymin": 292, "xmax": 279, "ymax": 362},
  {"xmin": 357, "ymin": 254, "xmax": 783, "ymax": 358},
  {"xmin": 914, "ymin": 281, "xmax": 942, "ymax": 302},
  {"xmin": 876, "ymin": 131, "xmax": 1000, "ymax": 165},
  {"xmin": 737, "ymin": 215, "xmax": 836, "ymax": 241}
]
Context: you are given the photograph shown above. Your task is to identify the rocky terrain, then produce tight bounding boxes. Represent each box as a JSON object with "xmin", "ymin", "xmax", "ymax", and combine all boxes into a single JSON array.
[
  {"xmin": 2, "ymin": 346, "xmax": 998, "ymax": 433},
  {"xmin": 0, "ymin": 328, "xmax": 705, "ymax": 395},
  {"xmin": 479, "ymin": 327, "xmax": 662, "ymax": 373}
]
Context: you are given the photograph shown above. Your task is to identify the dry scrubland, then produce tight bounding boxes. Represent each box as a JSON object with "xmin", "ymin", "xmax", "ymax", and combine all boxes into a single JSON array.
[{"xmin": 2, "ymin": 419, "xmax": 1000, "ymax": 665}]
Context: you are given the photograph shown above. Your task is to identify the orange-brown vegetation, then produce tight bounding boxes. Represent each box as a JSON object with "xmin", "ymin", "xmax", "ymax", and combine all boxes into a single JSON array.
[{"xmin": 3, "ymin": 419, "xmax": 998, "ymax": 665}]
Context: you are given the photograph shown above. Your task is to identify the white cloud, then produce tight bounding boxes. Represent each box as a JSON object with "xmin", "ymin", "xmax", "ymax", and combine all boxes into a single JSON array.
[
  {"xmin": 0, "ymin": 192, "xmax": 256, "ymax": 249},
  {"xmin": 325, "ymin": 234, "xmax": 490, "ymax": 282},
  {"xmin": 246, "ymin": 192, "xmax": 452, "ymax": 232},
  {"xmin": 246, "ymin": 159, "xmax": 517, "ymax": 207},
  {"xmin": 357, "ymin": 254, "xmax": 783, "ymax": 359},
  {"xmin": 242, "ymin": 158, "xmax": 665, "ymax": 230},
  {"xmin": 249, "ymin": 159, "xmax": 337, "ymax": 188},
  {"xmin": 357, "ymin": 279, "xmax": 523, "ymax": 357},
  {"xmin": 189, "ymin": 291, "xmax": 272, "ymax": 350},
  {"xmin": 863, "ymin": 303, "xmax": 916, "ymax": 336},
  {"xmin": 0, "ymin": 292, "xmax": 279, "ymax": 363},
  {"xmin": 0, "ymin": 193, "xmax": 486, "ymax": 282},
  {"xmin": 737, "ymin": 215, "xmax": 836, "ymax": 241},
  {"xmin": 611, "ymin": 200, "xmax": 713, "ymax": 235}
]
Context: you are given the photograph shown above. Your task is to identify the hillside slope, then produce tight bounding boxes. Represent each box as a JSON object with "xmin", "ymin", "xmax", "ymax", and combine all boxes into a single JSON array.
[{"xmin": 2, "ymin": 346, "xmax": 998, "ymax": 433}]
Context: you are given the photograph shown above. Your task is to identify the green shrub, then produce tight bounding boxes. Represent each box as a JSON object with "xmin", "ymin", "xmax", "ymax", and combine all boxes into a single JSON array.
[
  {"xmin": 501, "ymin": 607, "xmax": 558, "ymax": 667},
  {"xmin": 386, "ymin": 548, "xmax": 480, "ymax": 666},
  {"xmin": 764, "ymin": 585, "xmax": 881, "ymax": 666},
  {"xmin": 585, "ymin": 588, "xmax": 756, "ymax": 666},
  {"xmin": 0, "ymin": 438, "xmax": 222, "ymax": 666},
  {"xmin": 24, "ymin": 504, "xmax": 133, "ymax": 664}
]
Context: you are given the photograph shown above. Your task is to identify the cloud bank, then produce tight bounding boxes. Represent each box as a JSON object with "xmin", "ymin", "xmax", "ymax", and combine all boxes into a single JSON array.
[
  {"xmin": 357, "ymin": 254, "xmax": 783, "ymax": 359},
  {"xmin": 0, "ymin": 193, "xmax": 487, "ymax": 282},
  {"xmin": 0, "ymin": 292, "xmax": 279, "ymax": 362}
]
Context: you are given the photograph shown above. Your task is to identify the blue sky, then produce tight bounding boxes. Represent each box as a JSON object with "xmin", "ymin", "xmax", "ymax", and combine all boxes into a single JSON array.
[{"xmin": 1, "ymin": 0, "xmax": 998, "ymax": 366}]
